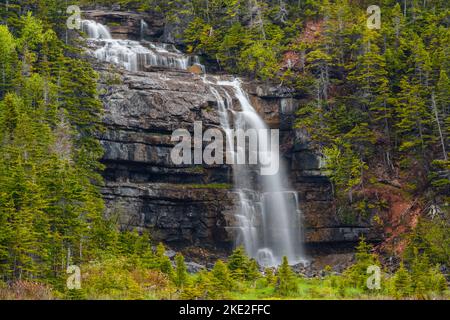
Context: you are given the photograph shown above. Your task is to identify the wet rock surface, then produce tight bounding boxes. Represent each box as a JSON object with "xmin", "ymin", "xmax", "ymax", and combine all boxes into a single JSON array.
[{"xmin": 185, "ymin": 262, "xmax": 207, "ymax": 274}]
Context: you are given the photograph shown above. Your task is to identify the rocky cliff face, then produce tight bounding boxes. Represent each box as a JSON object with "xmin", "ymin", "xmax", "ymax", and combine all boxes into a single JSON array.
[
  {"xmin": 97, "ymin": 68, "xmax": 236, "ymax": 249},
  {"xmin": 85, "ymin": 10, "xmax": 381, "ymax": 256}
]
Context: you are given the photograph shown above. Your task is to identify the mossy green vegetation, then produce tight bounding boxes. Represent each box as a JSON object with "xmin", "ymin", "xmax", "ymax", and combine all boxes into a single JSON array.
[{"xmin": 1, "ymin": 241, "xmax": 447, "ymax": 300}]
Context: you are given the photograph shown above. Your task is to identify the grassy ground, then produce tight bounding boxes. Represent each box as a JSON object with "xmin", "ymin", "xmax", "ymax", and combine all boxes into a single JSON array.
[{"xmin": 1, "ymin": 275, "xmax": 448, "ymax": 300}]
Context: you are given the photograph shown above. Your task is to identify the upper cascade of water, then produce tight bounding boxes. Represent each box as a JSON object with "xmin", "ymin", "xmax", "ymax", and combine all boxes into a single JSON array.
[
  {"xmin": 82, "ymin": 20, "xmax": 112, "ymax": 39},
  {"xmin": 81, "ymin": 19, "xmax": 204, "ymax": 72}
]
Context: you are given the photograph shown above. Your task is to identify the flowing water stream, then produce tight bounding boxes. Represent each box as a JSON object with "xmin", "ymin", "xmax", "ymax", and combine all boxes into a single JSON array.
[
  {"xmin": 207, "ymin": 79, "xmax": 305, "ymax": 266},
  {"xmin": 82, "ymin": 19, "xmax": 305, "ymax": 266},
  {"xmin": 82, "ymin": 19, "xmax": 201, "ymax": 72}
]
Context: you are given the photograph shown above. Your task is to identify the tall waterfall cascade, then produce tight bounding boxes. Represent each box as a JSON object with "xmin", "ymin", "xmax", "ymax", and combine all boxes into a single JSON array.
[
  {"xmin": 82, "ymin": 20, "xmax": 306, "ymax": 266},
  {"xmin": 206, "ymin": 78, "xmax": 306, "ymax": 267}
]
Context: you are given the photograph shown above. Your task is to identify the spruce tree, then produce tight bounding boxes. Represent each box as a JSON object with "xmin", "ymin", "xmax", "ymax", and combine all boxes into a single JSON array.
[
  {"xmin": 0, "ymin": 25, "xmax": 17, "ymax": 97},
  {"xmin": 211, "ymin": 260, "xmax": 232, "ymax": 291},
  {"xmin": 344, "ymin": 237, "xmax": 380, "ymax": 291},
  {"xmin": 264, "ymin": 268, "xmax": 276, "ymax": 286},
  {"xmin": 276, "ymin": 256, "xmax": 297, "ymax": 296},
  {"xmin": 393, "ymin": 263, "xmax": 412, "ymax": 299},
  {"xmin": 174, "ymin": 253, "xmax": 188, "ymax": 288},
  {"xmin": 227, "ymin": 246, "xmax": 250, "ymax": 280},
  {"xmin": 248, "ymin": 259, "xmax": 261, "ymax": 282},
  {"xmin": 395, "ymin": 77, "xmax": 431, "ymax": 158}
]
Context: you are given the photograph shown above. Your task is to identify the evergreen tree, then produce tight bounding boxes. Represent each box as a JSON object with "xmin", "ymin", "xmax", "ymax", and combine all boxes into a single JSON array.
[
  {"xmin": 154, "ymin": 243, "xmax": 174, "ymax": 278},
  {"xmin": 174, "ymin": 253, "xmax": 188, "ymax": 288},
  {"xmin": 393, "ymin": 263, "xmax": 412, "ymax": 299},
  {"xmin": 344, "ymin": 237, "xmax": 380, "ymax": 291},
  {"xmin": 405, "ymin": 216, "xmax": 449, "ymax": 267},
  {"xmin": 428, "ymin": 266, "xmax": 448, "ymax": 296},
  {"xmin": 0, "ymin": 25, "xmax": 17, "ymax": 96},
  {"xmin": 227, "ymin": 246, "xmax": 250, "ymax": 280},
  {"xmin": 394, "ymin": 77, "xmax": 432, "ymax": 158},
  {"xmin": 247, "ymin": 259, "xmax": 261, "ymax": 286},
  {"xmin": 264, "ymin": 268, "xmax": 276, "ymax": 286},
  {"xmin": 211, "ymin": 260, "xmax": 232, "ymax": 291},
  {"xmin": 276, "ymin": 256, "xmax": 297, "ymax": 296},
  {"xmin": 159, "ymin": 256, "xmax": 174, "ymax": 278}
]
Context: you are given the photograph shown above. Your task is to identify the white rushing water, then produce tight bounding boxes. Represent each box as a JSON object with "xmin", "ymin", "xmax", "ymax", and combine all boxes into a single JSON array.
[
  {"xmin": 82, "ymin": 19, "xmax": 305, "ymax": 266},
  {"xmin": 81, "ymin": 20, "xmax": 202, "ymax": 72},
  {"xmin": 207, "ymin": 78, "xmax": 305, "ymax": 267},
  {"xmin": 140, "ymin": 19, "xmax": 148, "ymax": 40}
]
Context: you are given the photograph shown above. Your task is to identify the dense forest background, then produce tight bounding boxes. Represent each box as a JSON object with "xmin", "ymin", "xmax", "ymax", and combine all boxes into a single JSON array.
[{"xmin": 0, "ymin": 0, "xmax": 448, "ymax": 299}]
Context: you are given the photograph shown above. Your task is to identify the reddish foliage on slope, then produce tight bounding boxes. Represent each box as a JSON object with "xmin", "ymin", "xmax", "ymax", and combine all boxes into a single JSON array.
[{"xmin": 364, "ymin": 184, "xmax": 422, "ymax": 257}]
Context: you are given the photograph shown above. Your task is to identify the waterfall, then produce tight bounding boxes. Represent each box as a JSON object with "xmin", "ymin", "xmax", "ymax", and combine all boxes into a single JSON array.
[
  {"xmin": 81, "ymin": 20, "xmax": 202, "ymax": 72},
  {"xmin": 82, "ymin": 20, "xmax": 112, "ymax": 39},
  {"xmin": 83, "ymin": 18, "xmax": 305, "ymax": 266},
  {"xmin": 207, "ymin": 78, "xmax": 306, "ymax": 267},
  {"xmin": 140, "ymin": 19, "xmax": 148, "ymax": 40}
]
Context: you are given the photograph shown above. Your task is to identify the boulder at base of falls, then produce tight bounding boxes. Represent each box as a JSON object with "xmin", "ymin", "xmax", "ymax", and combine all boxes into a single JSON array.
[
  {"xmin": 186, "ymin": 262, "xmax": 206, "ymax": 274},
  {"xmin": 165, "ymin": 249, "xmax": 177, "ymax": 259}
]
